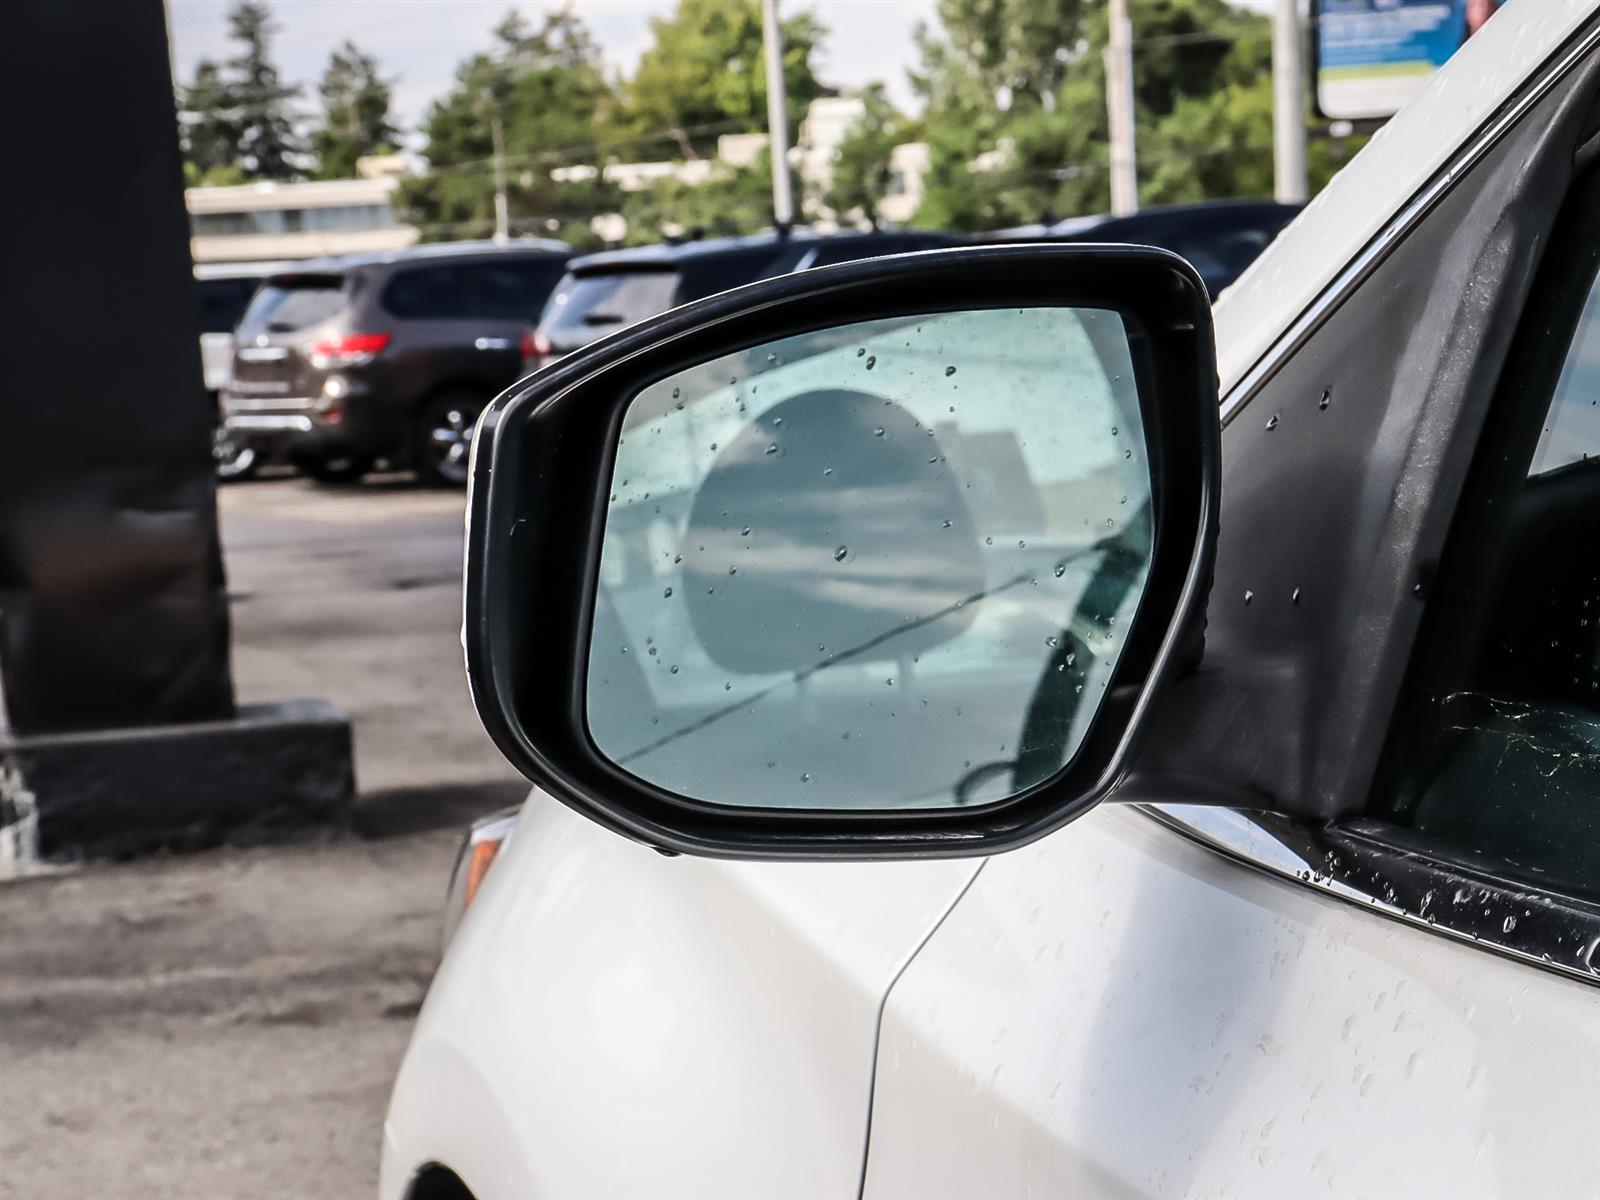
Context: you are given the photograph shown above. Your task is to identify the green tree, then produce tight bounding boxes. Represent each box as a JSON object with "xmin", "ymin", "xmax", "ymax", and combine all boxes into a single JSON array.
[
  {"xmin": 312, "ymin": 41, "xmax": 400, "ymax": 180},
  {"xmin": 606, "ymin": 0, "xmax": 826, "ymax": 156},
  {"xmin": 912, "ymin": 0, "xmax": 1330, "ymax": 231},
  {"xmin": 400, "ymin": 9, "xmax": 622, "ymax": 242},
  {"xmin": 225, "ymin": 0, "xmax": 302, "ymax": 179},
  {"xmin": 178, "ymin": 58, "xmax": 238, "ymax": 179},
  {"xmin": 619, "ymin": 151, "xmax": 775, "ymax": 245},
  {"xmin": 823, "ymin": 86, "xmax": 904, "ymax": 228}
]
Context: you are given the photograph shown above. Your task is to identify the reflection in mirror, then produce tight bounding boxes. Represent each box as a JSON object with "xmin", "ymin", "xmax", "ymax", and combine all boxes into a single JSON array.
[{"xmin": 586, "ymin": 307, "xmax": 1153, "ymax": 812}]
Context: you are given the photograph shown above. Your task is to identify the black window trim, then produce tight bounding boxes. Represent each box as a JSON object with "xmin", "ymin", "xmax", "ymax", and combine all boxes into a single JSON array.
[{"xmin": 1141, "ymin": 14, "xmax": 1600, "ymax": 990}]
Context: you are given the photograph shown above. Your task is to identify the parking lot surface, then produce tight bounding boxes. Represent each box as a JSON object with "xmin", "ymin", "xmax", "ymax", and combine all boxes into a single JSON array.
[{"xmin": 0, "ymin": 474, "xmax": 525, "ymax": 1199}]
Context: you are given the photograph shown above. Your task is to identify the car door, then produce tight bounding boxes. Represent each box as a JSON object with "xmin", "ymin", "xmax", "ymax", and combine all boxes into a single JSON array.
[
  {"xmin": 463, "ymin": 256, "xmax": 565, "ymax": 386},
  {"xmin": 862, "ymin": 17, "xmax": 1600, "ymax": 1200}
]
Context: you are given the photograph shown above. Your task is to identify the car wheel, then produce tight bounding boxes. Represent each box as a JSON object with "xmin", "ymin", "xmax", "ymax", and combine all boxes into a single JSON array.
[
  {"xmin": 416, "ymin": 391, "xmax": 484, "ymax": 488},
  {"xmin": 293, "ymin": 450, "xmax": 371, "ymax": 485},
  {"xmin": 212, "ymin": 426, "xmax": 257, "ymax": 482}
]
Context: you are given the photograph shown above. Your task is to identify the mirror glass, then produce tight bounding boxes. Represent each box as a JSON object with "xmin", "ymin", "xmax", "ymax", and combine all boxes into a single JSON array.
[{"xmin": 586, "ymin": 307, "xmax": 1153, "ymax": 812}]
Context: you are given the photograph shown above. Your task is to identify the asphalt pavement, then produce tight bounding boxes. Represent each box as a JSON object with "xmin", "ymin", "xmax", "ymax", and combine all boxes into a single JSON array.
[{"xmin": 0, "ymin": 473, "xmax": 527, "ymax": 1199}]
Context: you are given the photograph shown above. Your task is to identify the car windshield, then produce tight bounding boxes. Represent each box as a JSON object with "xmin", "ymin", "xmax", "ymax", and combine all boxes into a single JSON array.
[
  {"xmin": 539, "ymin": 269, "xmax": 680, "ymax": 349},
  {"xmin": 237, "ymin": 275, "xmax": 348, "ymax": 337}
]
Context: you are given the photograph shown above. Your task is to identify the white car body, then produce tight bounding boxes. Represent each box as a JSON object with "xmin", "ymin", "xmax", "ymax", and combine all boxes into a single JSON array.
[{"xmin": 383, "ymin": 5, "xmax": 1600, "ymax": 1196}]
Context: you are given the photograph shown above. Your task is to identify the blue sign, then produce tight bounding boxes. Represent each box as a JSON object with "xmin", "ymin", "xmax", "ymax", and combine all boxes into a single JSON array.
[{"xmin": 1315, "ymin": 0, "xmax": 1504, "ymax": 120}]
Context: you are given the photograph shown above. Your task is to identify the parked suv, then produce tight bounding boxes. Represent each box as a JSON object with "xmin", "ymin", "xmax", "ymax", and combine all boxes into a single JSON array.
[
  {"xmin": 194, "ymin": 261, "xmax": 290, "ymax": 481},
  {"xmin": 525, "ymin": 228, "xmax": 965, "ymax": 371},
  {"xmin": 222, "ymin": 239, "xmax": 570, "ymax": 486},
  {"xmin": 990, "ymin": 198, "xmax": 1301, "ymax": 298}
]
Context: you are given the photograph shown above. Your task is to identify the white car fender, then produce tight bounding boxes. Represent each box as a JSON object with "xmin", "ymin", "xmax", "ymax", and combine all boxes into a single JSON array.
[{"xmin": 382, "ymin": 789, "xmax": 981, "ymax": 1200}]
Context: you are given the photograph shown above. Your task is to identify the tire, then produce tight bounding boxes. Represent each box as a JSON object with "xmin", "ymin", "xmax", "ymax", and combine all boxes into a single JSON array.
[
  {"xmin": 212, "ymin": 425, "xmax": 258, "ymax": 482},
  {"xmin": 414, "ymin": 391, "xmax": 485, "ymax": 488},
  {"xmin": 292, "ymin": 450, "xmax": 371, "ymax": 484}
]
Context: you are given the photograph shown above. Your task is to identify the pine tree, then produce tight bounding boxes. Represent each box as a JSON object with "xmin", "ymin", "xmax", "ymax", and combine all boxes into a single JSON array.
[
  {"xmin": 312, "ymin": 40, "xmax": 400, "ymax": 180},
  {"xmin": 225, "ymin": 1, "xmax": 302, "ymax": 180}
]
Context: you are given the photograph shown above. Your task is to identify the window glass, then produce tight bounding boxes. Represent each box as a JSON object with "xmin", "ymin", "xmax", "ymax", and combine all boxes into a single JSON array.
[
  {"xmin": 1389, "ymin": 262, "xmax": 1600, "ymax": 898},
  {"xmin": 539, "ymin": 270, "xmax": 680, "ymax": 349},
  {"xmin": 236, "ymin": 276, "xmax": 348, "ymax": 336},
  {"xmin": 195, "ymin": 277, "xmax": 260, "ymax": 334},
  {"xmin": 382, "ymin": 266, "xmax": 471, "ymax": 319},
  {"xmin": 585, "ymin": 306, "xmax": 1153, "ymax": 812},
  {"xmin": 469, "ymin": 260, "xmax": 563, "ymax": 320}
]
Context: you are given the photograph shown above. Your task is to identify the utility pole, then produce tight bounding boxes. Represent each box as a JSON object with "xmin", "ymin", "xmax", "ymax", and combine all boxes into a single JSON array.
[
  {"xmin": 1104, "ymin": 0, "xmax": 1138, "ymax": 216},
  {"xmin": 1273, "ymin": 0, "xmax": 1309, "ymax": 203},
  {"xmin": 488, "ymin": 103, "xmax": 511, "ymax": 243},
  {"xmin": 761, "ymin": 0, "xmax": 795, "ymax": 228}
]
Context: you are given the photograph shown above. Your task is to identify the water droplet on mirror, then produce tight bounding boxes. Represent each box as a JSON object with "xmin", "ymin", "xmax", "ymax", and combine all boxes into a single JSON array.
[
  {"xmin": 800, "ymin": 773, "xmax": 812, "ymax": 782},
  {"xmin": 663, "ymin": 587, "xmax": 673, "ymax": 598},
  {"xmin": 834, "ymin": 545, "xmax": 849, "ymax": 561},
  {"xmin": 1292, "ymin": 586, "xmax": 1301, "ymax": 604},
  {"xmin": 866, "ymin": 356, "xmax": 877, "ymax": 370},
  {"xmin": 1054, "ymin": 563, "xmax": 1066, "ymax": 578},
  {"xmin": 874, "ymin": 427, "xmax": 885, "ymax": 437},
  {"xmin": 985, "ymin": 536, "xmax": 993, "ymax": 545},
  {"xmin": 1111, "ymin": 426, "xmax": 1118, "ymax": 436},
  {"xmin": 728, "ymin": 566, "xmax": 737, "ymax": 575},
  {"xmin": 1124, "ymin": 449, "xmax": 1132, "ymax": 459},
  {"xmin": 647, "ymin": 647, "xmax": 657, "ymax": 656},
  {"xmin": 857, "ymin": 347, "xmax": 866, "ymax": 357},
  {"xmin": 1266, "ymin": 414, "xmax": 1280, "ymax": 431},
  {"xmin": 669, "ymin": 665, "xmax": 679, "ymax": 674},
  {"xmin": 1319, "ymin": 389, "xmax": 1331, "ymax": 410},
  {"xmin": 772, "ymin": 416, "xmax": 782, "ymax": 426},
  {"xmin": 1503, "ymin": 915, "xmax": 1517, "ymax": 933},
  {"xmin": 823, "ymin": 467, "xmax": 833, "ymax": 476},
  {"xmin": 1244, "ymin": 590, "xmax": 1255, "ymax": 605},
  {"xmin": 886, "ymin": 677, "xmax": 895, "ymax": 686},
  {"xmin": 765, "ymin": 443, "xmax": 779, "ymax": 455},
  {"xmin": 742, "ymin": 526, "xmax": 751, "ymax": 536},
  {"xmin": 942, "ymin": 519, "xmax": 953, "ymax": 529},
  {"xmin": 944, "ymin": 365, "xmax": 957, "ymax": 377}
]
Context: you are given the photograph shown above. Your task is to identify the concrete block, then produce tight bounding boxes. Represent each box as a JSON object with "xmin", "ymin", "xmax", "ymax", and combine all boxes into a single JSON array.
[{"xmin": 1, "ymin": 700, "xmax": 354, "ymax": 860}]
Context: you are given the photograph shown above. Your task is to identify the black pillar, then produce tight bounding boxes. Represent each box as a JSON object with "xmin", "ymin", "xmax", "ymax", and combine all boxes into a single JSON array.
[{"xmin": 0, "ymin": 1, "xmax": 352, "ymax": 857}]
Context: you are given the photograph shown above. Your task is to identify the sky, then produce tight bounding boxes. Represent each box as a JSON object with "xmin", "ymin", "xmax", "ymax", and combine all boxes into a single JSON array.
[{"xmin": 165, "ymin": 0, "xmax": 942, "ymax": 142}]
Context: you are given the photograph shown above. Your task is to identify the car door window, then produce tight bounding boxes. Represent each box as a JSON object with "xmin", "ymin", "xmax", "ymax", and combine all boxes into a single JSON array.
[
  {"xmin": 467, "ymin": 261, "xmax": 563, "ymax": 321},
  {"xmin": 381, "ymin": 266, "xmax": 471, "ymax": 319},
  {"xmin": 1385, "ymin": 249, "xmax": 1600, "ymax": 902}
]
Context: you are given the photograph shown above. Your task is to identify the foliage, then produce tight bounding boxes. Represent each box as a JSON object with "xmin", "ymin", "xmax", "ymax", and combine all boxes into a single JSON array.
[
  {"xmin": 619, "ymin": 152, "xmax": 776, "ymax": 246},
  {"xmin": 822, "ymin": 85, "xmax": 904, "ymax": 228},
  {"xmin": 176, "ymin": 1, "xmax": 303, "ymax": 182},
  {"xmin": 400, "ymin": 10, "xmax": 624, "ymax": 241},
  {"xmin": 911, "ymin": 0, "xmax": 1349, "ymax": 231},
  {"xmin": 223, "ymin": 1, "xmax": 302, "ymax": 179},
  {"xmin": 399, "ymin": 9, "xmax": 624, "ymax": 242},
  {"xmin": 311, "ymin": 41, "xmax": 400, "ymax": 180},
  {"xmin": 604, "ymin": 0, "xmax": 826, "ymax": 157},
  {"xmin": 178, "ymin": 59, "xmax": 238, "ymax": 178}
]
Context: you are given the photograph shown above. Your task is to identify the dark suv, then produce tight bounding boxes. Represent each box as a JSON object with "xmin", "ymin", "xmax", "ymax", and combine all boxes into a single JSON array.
[
  {"xmin": 222, "ymin": 239, "xmax": 571, "ymax": 485},
  {"xmin": 526, "ymin": 229, "xmax": 964, "ymax": 370},
  {"xmin": 989, "ymin": 199, "xmax": 1300, "ymax": 298}
]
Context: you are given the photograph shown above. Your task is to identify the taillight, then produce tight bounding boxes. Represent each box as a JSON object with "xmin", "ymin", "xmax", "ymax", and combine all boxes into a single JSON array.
[
  {"xmin": 524, "ymin": 329, "xmax": 552, "ymax": 368},
  {"xmin": 308, "ymin": 331, "xmax": 391, "ymax": 368}
]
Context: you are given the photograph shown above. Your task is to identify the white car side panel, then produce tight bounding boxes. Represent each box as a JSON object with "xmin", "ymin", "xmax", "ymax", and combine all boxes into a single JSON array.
[
  {"xmin": 381, "ymin": 790, "xmax": 980, "ymax": 1200},
  {"xmin": 864, "ymin": 805, "xmax": 1600, "ymax": 1199},
  {"xmin": 1214, "ymin": 0, "xmax": 1596, "ymax": 392}
]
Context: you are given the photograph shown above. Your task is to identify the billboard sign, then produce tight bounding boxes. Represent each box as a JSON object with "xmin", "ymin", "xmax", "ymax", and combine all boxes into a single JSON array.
[{"xmin": 1315, "ymin": 0, "xmax": 1503, "ymax": 121}]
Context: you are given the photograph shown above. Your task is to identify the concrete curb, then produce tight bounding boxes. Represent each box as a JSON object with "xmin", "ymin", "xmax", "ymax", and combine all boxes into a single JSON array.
[{"xmin": 1, "ymin": 699, "xmax": 354, "ymax": 860}]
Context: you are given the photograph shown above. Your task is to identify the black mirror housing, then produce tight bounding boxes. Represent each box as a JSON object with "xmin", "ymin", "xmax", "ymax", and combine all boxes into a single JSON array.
[{"xmin": 465, "ymin": 244, "xmax": 1219, "ymax": 859}]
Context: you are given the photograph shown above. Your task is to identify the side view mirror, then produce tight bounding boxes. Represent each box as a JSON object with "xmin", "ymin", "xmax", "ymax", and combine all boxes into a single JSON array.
[{"xmin": 464, "ymin": 245, "xmax": 1218, "ymax": 859}]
